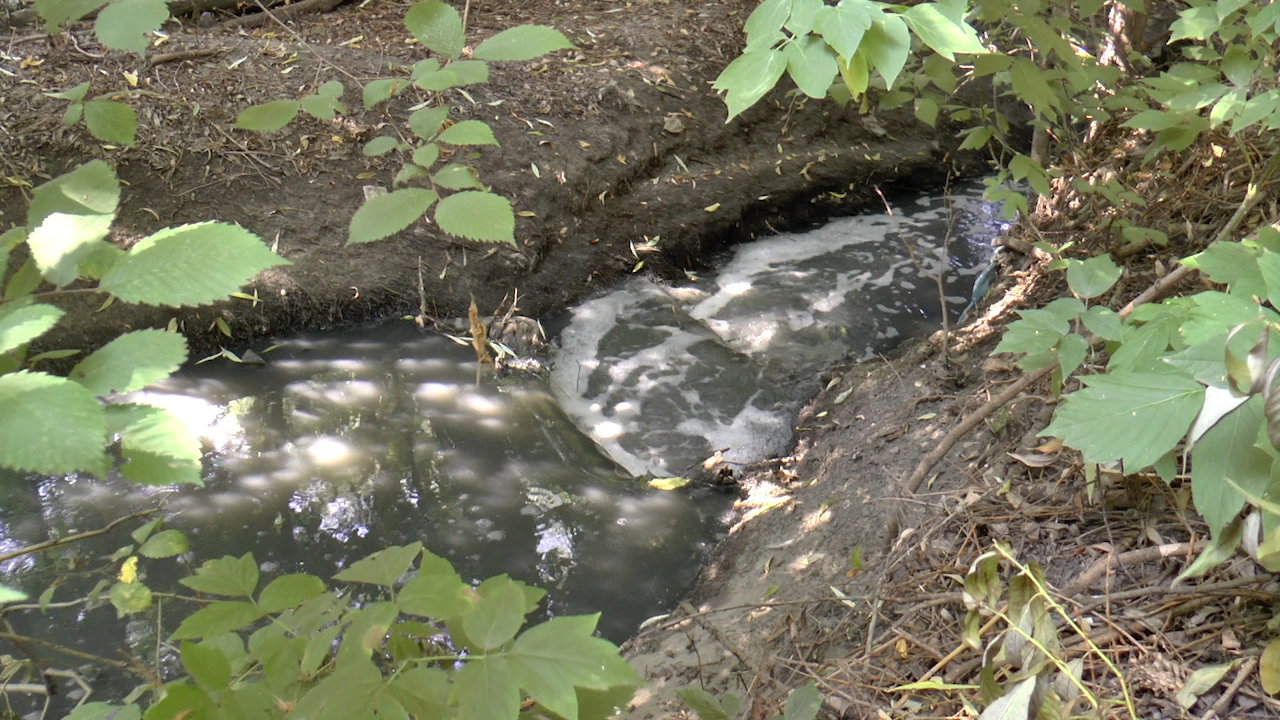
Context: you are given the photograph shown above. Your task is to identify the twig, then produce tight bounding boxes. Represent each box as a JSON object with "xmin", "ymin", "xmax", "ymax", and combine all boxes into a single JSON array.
[
  {"xmin": 1200, "ymin": 656, "xmax": 1256, "ymax": 720},
  {"xmin": 0, "ymin": 633, "xmax": 131, "ymax": 668},
  {"xmin": 147, "ymin": 47, "xmax": 224, "ymax": 66},
  {"xmin": 0, "ymin": 509, "xmax": 158, "ymax": 564},
  {"xmin": 1060, "ymin": 541, "xmax": 1204, "ymax": 597}
]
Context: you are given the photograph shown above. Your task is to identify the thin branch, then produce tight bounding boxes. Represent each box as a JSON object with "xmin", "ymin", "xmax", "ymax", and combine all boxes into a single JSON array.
[{"xmin": 0, "ymin": 510, "xmax": 159, "ymax": 565}]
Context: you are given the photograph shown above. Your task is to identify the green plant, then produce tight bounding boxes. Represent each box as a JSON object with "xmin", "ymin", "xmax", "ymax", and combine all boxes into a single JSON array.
[
  {"xmin": 230, "ymin": 1, "xmax": 572, "ymax": 246},
  {"xmin": 678, "ymin": 679, "xmax": 820, "ymax": 720},
  {"xmin": 53, "ymin": 542, "xmax": 639, "ymax": 720}
]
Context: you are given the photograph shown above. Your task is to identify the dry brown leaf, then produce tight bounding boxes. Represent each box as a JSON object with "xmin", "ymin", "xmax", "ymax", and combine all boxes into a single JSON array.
[{"xmin": 468, "ymin": 299, "xmax": 491, "ymax": 364}]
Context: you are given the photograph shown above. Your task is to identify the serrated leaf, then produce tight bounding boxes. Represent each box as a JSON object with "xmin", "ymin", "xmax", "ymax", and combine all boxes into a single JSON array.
[
  {"xmin": 1066, "ymin": 255, "xmax": 1122, "ymax": 299},
  {"xmin": 456, "ymin": 657, "xmax": 520, "ymax": 720},
  {"xmin": 1170, "ymin": 5, "xmax": 1221, "ymax": 42},
  {"xmin": 813, "ymin": 0, "xmax": 872, "ymax": 58},
  {"xmin": 784, "ymin": 34, "xmax": 838, "ymax": 99},
  {"xmin": 258, "ymin": 574, "xmax": 324, "ymax": 613},
  {"xmin": 405, "ymin": 1, "xmax": 464, "ymax": 58},
  {"xmin": 234, "ymin": 100, "xmax": 300, "ymax": 132},
  {"xmin": 463, "ymin": 576, "xmax": 525, "ymax": 650},
  {"xmin": 1192, "ymin": 395, "xmax": 1270, "ymax": 537},
  {"xmin": 447, "ymin": 60, "xmax": 488, "ymax": 85},
  {"xmin": 437, "ymin": 120, "xmax": 499, "ymax": 146},
  {"xmin": 179, "ymin": 553, "xmax": 259, "ymax": 597},
  {"xmin": 0, "ymin": 303, "xmax": 64, "ymax": 354},
  {"xmin": 171, "ymin": 601, "xmax": 267, "ymax": 640},
  {"xmin": 78, "ymin": 241, "xmax": 124, "ymax": 280},
  {"xmin": 363, "ymin": 136, "xmax": 399, "ymax": 157},
  {"xmin": 409, "ymin": 107, "xmax": 449, "ymax": 140},
  {"xmin": 95, "ymin": 0, "xmax": 168, "ymax": 56},
  {"xmin": 46, "ymin": 81, "xmax": 90, "ymax": 102},
  {"xmin": 333, "ymin": 542, "xmax": 421, "ymax": 586},
  {"xmin": 714, "ymin": 47, "xmax": 787, "ymax": 122},
  {"xmin": 434, "ymin": 191, "xmax": 515, "ymax": 244},
  {"xmin": 28, "ymin": 212, "xmax": 113, "ymax": 287},
  {"xmin": 473, "ymin": 25, "xmax": 573, "ymax": 61},
  {"xmin": 100, "ymin": 222, "xmax": 289, "ymax": 307},
  {"xmin": 1043, "ymin": 371, "xmax": 1204, "ymax": 471},
  {"xmin": 347, "ymin": 188, "xmax": 438, "ymax": 245},
  {"xmin": 28, "ymin": 160, "xmax": 119, "ymax": 229},
  {"xmin": 431, "ymin": 164, "xmax": 484, "ymax": 190},
  {"xmin": 139, "ymin": 529, "xmax": 188, "ymax": 558},
  {"xmin": 318, "ymin": 80, "xmax": 344, "ymax": 97},
  {"xmin": 0, "ymin": 371, "xmax": 106, "ymax": 475},
  {"xmin": 70, "ymin": 329, "xmax": 187, "ymax": 396},
  {"xmin": 109, "ymin": 580, "xmax": 152, "ymax": 617},
  {"xmin": 182, "ymin": 641, "xmax": 232, "ymax": 690},
  {"xmin": 902, "ymin": 2, "xmax": 986, "ymax": 60}
]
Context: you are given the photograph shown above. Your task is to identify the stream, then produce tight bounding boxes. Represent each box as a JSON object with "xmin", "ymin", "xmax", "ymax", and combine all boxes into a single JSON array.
[{"xmin": 0, "ymin": 180, "xmax": 1008, "ymax": 700}]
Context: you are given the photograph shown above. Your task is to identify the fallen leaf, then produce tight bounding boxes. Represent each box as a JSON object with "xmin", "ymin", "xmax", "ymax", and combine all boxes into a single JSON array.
[
  {"xmin": 704, "ymin": 203, "xmax": 721, "ymax": 212},
  {"xmin": 516, "ymin": 211, "xmax": 537, "ymax": 217},
  {"xmin": 578, "ymin": 140, "xmax": 591, "ymax": 148},
  {"xmin": 649, "ymin": 476, "xmax": 691, "ymax": 490},
  {"xmin": 1008, "ymin": 452, "xmax": 1059, "ymax": 468}
]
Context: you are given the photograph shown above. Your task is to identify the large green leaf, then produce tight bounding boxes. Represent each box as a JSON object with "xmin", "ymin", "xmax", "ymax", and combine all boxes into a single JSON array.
[
  {"xmin": 70, "ymin": 329, "xmax": 188, "ymax": 396},
  {"xmin": 901, "ymin": 2, "xmax": 986, "ymax": 60},
  {"xmin": 509, "ymin": 615, "xmax": 638, "ymax": 718},
  {"xmin": 448, "ymin": 60, "xmax": 489, "ymax": 85},
  {"xmin": 258, "ymin": 574, "xmax": 325, "ymax": 613},
  {"xmin": 234, "ymin": 100, "xmax": 300, "ymax": 132},
  {"xmin": 714, "ymin": 46, "xmax": 788, "ymax": 122},
  {"xmin": 348, "ymin": 188, "xmax": 438, "ymax": 245},
  {"xmin": 784, "ymin": 35, "xmax": 838, "ymax": 99},
  {"xmin": 405, "ymin": 0, "xmax": 464, "ymax": 59},
  {"xmin": 409, "ymin": 107, "xmax": 450, "ymax": 141},
  {"xmin": 455, "ymin": 657, "xmax": 521, "ymax": 720},
  {"xmin": 171, "ymin": 601, "xmax": 268, "ymax": 640},
  {"xmin": 993, "ymin": 308, "xmax": 1067, "ymax": 356},
  {"xmin": 99, "ymin": 222, "xmax": 289, "ymax": 307},
  {"xmin": 463, "ymin": 576, "xmax": 526, "ymax": 650},
  {"xmin": 861, "ymin": 13, "xmax": 910, "ymax": 89},
  {"xmin": 388, "ymin": 667, "xmax": 450, "ymax": 718},
  {"xmin": 437, "ymin": 120, "xmax": 499, "ymax": 146},
  {"xmin": 431, "ymin": 164, "xmax": 484, "ymax": 190},
  {"xmin": 179, "ymin": 553, "xmax": 259, "ymax": 597},
  {"xmin": 472, "ymin": 25, "xmax": 573, "ymax": 61},
  {"xmin": 336, "ymin": 601, "xmax": 399, "ymax": 667},
  {"xmin": 34, "ymin": 0, "xmax": 109, "ymax": 29},
  {"xmin": 1193, "ymin": 395, "xmax": 1271, "ymax": 537},
  {"xmin": 83, "ymin": 100, "xmax": 138, "ymax": 146},
  {"xmin": 139, "ymin": 529, "xmax": 189, "ymax": 558},
  {"xmin": 0, "ymin": 304, "xmax": 63, "ymax": 354},
  {"xmin": 0, "ymin": 371, "xmax": 106, "ymax": 475},
  {"xmin": 434, "ymin": 191, "xmax": 515, "ymax": 244},
  {"xmin": 27, "ymin": 160, "xmax": 119, "ymax": 229},
  {"xmin": 399, "ymin": 555, "xmax": 467, "ymax": 619},
  {"xmin": 1042, "ymin": 371, "xmax": 1204, "ymax": 471},
  {"xmin": 1199, "ymin": 241, "xmax": 1265, "ymax": 299},
  {"xmin": 784, "ymin": 0, "xmax": 821, "ymax": 36},
  {"xmin": 1066, "ymin": 254, "xmax": 1122, "ymax": 299},
  {"xmin": 333, "ymin": 542, "xmax": 422, "ymax": 586},
  {"xmin": 181, "ymin": 641, "xmax": 232, "ymax": 690},
  {"xmin": 813, "ymin": 0, "xmax": 873, "ymax": 59},
  {"xmin": 743, "ymin": 0, "xmax": 791, "ymax": 46},
  {"xmin": 108, "ymin": 404, "xmax": 203, "ymax": 485},
  {"xmin": 95, "ymin": 0, "xmax": 168, "ymax": 56},
  {"xmin": 28, "ymin": 212, "xmax": 114, "ymax": 287},
  {"xmin": 291, "ymin": 659, "xmax": 388, "ymax": 720}
]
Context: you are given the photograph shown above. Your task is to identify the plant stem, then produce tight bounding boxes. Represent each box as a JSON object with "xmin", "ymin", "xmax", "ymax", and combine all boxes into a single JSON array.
[{"xmin": 0, "ymin": 509, "xmax": 159, "ymax": 565}]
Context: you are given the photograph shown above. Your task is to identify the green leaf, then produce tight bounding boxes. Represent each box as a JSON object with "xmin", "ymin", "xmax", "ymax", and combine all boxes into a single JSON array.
[
  {"xmin": 455, "ymin": 657, "xmax": 521, "ymax": 720},
  {"xmin": 785, "ymin": 681, "xmax": 822, "ymax": 720},
  {"xmin": 1165, "ymin": 336, "xmax": 1231, "ymax": 387},
  {"xmin": 171, "ymin": 601, "xmax": 267, "ymax": 640},
  {"xmin": 318, "ymin": 80, "xmax": 344, "ymax": 97},
  {"xmin": 65, "ymin": 704, "xmax": 140, "ymax": 720},
  {"xmin": 0, "ymin": 371, "xmax": 106, "ymax": 475},
  {"xmin": 1066, "ymin": 255, "xmax": 1122, "ymax": 299},
  {"xmin": 994, "ymin": 308, "xmax": 1067, "ymax": 356},
  {"xmin": 1056, "ymin": 333, "xmax": 1088, "ymax": 380},
  {"xmin": 676, "ymin": 688, "xmax": 731, "ymax": 720},
  {"xmin": 301, "ymin": 94, "xmax": 346, "ymax": 120},
  {"xmin": 84, "ymin": 99, "xmax": 139, "ymax": 146},
  {"xmin": 431, "ymin": 164, "xmax": 484, "ymax": 190},
  {"xmin": 1222, "ymin": 45, "xmax": 1258, "ymax": 88},
  {"xmin": 131, "ymin": 519, "xmax": 160, "ymax": 544},
  {"xmin": 743, "ymin": 0, "xmax": 791, "ymax": 46},
  {"xmin": 109, "ymin": 581, "xmax": 152, "ymax": 617},
  {"xmin": 901, "ymin": 2, "xmax": 986, "ymax": 60},
  {"xmin": 447, "ymin": 60, "xmax": 489, "ymax": 85},
  {"xmin": 363, "ymin": 78, "xmax": 408, "ymax": 109},
  {"xmin": 784, "ymin": 0, "xmax": 821, "ymax": 36},
  {"xmin": 182, "ymin": 640, "xmax": 232, "ymax": 690},
  {"xmin": 179, "ymin": 553, "xmax": 259, "ymax": 597},
  {"xmin": 95, "ymin": 0, "xmax": 168, "ymax": 56},
  {"xmin": 1198, "ymin": 241, "xmax": 1265, "ymax": 298},
  {"xmin": 434, "ymin": 191, "xmax": 515, "ymax": 244},
  {"xmin": 1009, "ymin": 57, "xmax": 1060, "ymax": 121},
  {"xmin": 0, "ymin": 584, "xmax": 26, "ymax": 604},
  {"xmin": 915, "ymin": 96, "xmax": 939, "ymax": 126},
  {"xmin": 784, "ymin": 34, "xmax": 838, "ymax": 99},
  {"xmin": 438, "ymin": 120, "xmax": 499, "ymax": 146},
  {"xmin": 336, "ymin": 601, "xmax": 399, "ymax": 667},
  {"xmin": 1082, "ymin": 308, "xmax": 1123, "ymax": 343},
  {"xmin": 28, "ymin": 212, "xmax": 113, "ymax": 287},
  {"xmin": 712, "ymin": 47, "xmax": 788, "ymax": 122},
  {"xmin": 234, "ymin": 100, "xmax": 300, "ymax": 132},
  {"xmin": 399, "ymin": 553, "xmax": 468, "ymax": 619},
  {"xmin": 46, "ymin": 82, "xmax": 90, "ymax": 102},
  {"xmin": 0, "ymin": 304, "xmax": 63, "ymax": 354},
  {"xmin": 27, "ymin": 160, "xmax": 119, "ymax": 229},
  {"xmin": 405, "ymin": 1, "xmax": 464, "ymax": 59},
  {"xmin": 100, "ymin": 222, "xmax": 289, "ymax": 307},
  {"xmin": 347, "ymin": 189, "xmax": 438, "ymax": 245},
  {"xmin": 292, "ymin": 657, "xmax": 387, "ymax": 720},
  {"xmin": 409, "ymin": 107, "xmax": 449, "ymax": 141},
  {"xmin": 78, "ymin": 241, "xmax": 124, "ymax": 279},
  {"xmin": 473, "ymin": 25, "xmax": 573, "ymax": 61},
  {"xmin": 1193, "ymin": 395, "xmax": 1271, "ymax": 537},
  {"xmin": 509, "ymin": 615, "xmax": 638, "ymax": 718},
  {"xmin": 70, "ymin": 329, "xmax": 188, "ymax": 396},
  {"xmin": 1176, "ymin": 662, "xmax": 1235, "ymax": 709},
  {"xmin": 813, "ymin": 0, "xmax": 872, "ymax": 59},
  {"xmin": 139, "ymin": 529, "xmax": 188, "ymax": 558},
  {"xmin": 463, "ymin": 575, "xmax": 526, "ymax": 650},
  {"xmin": 1173, "ymin": 516, "xmax": 1242, "ymax": 585},
  {"xmin": 980, "ymin": 675, "xmax": 1036, "ymax": 720},
  {"xmin": 142, "ymin": 684, "xmax": 213, "ymax": 720},
  {"xmin": 363, "ymin": 136, "xmax": 400, "ymax": 157},
  {"xmin": 333, "ymin": 542, "xmax": 421, "ymax": 586},
  {"xmin": 388, "ymin": 667, "xmax": 450, "ymax": 718},
  {"xmin": 1043, "ymin": 371, "xmax": 1204, "ymax": 471},
  {"xmin": 1170, "ymin": 5, "xmax": 1221, "ymax": 42},
  {"xmin": 258, "ymin": 574, "xmax": 324, "ymax": 613},
  {"xmin": 861, "ymin": 13, "xmax": 910, "ymax": 89},
  {"xmin": 1263, "ymin": 638, "xmax": 1280, "ymax": 694},
  {"xmin": 35, "ymin": 0, "xmax": 109, "ymax": 30}
]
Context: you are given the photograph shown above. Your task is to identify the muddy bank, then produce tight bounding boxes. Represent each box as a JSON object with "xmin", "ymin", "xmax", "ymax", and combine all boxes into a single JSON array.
[{"xmin": 0, "ymin": 0, "xmax": 989, "ymax": 362}]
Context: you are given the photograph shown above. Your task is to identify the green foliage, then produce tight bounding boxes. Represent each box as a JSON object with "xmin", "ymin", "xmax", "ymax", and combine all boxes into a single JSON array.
[
  {"xmin": 678, "ymin": 680, "xmax": 819, "ymax": 720},
  {"xmin": 232, "ymin": 4, "xmax": 571, "ymax": 245}
]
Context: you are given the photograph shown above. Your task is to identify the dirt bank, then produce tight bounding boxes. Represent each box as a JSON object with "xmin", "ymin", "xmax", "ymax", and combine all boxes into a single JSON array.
[{"xmin": 0, "ymin": 0, "xmax": 988, "ymax": 364}]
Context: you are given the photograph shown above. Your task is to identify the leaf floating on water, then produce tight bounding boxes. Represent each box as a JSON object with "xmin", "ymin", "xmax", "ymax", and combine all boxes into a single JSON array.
[{"xmin": 648, "ymin": 476, "xmax": 691, "ymax": 490}]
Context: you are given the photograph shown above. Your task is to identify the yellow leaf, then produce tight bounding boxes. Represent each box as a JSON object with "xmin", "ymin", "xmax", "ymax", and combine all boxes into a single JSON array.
[
  {"xmin": 516, "ymin": 211, "xmax": 537, "ymax": 217},
  {"xmin": 1262, "ymin": 638, "xmax": 1280, "ymax": 694},
  {"xmin": 649, "ymin": 477, "xmax": 691, "ymax": 490},
  {"xmin": 616, "ymin": 154, "xmax": 627, "ymax": 165},
  {"xmin": 704, "ymin": 203, "xmax": 721, "ymax": 213},
  {"xmin": 119, "ymin": 556, "xmax": 138, "ymax": 584},
  {"xmin": 578, "ymin": 140, "xmax": 591, "ymax": 148},
  {"xmin": 356, "ymin": 172, "xmax": 376, "ymax": 180},
  {"xmin": 123, "ymin": 71, "xmax": 138, "ymax": 87}
]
